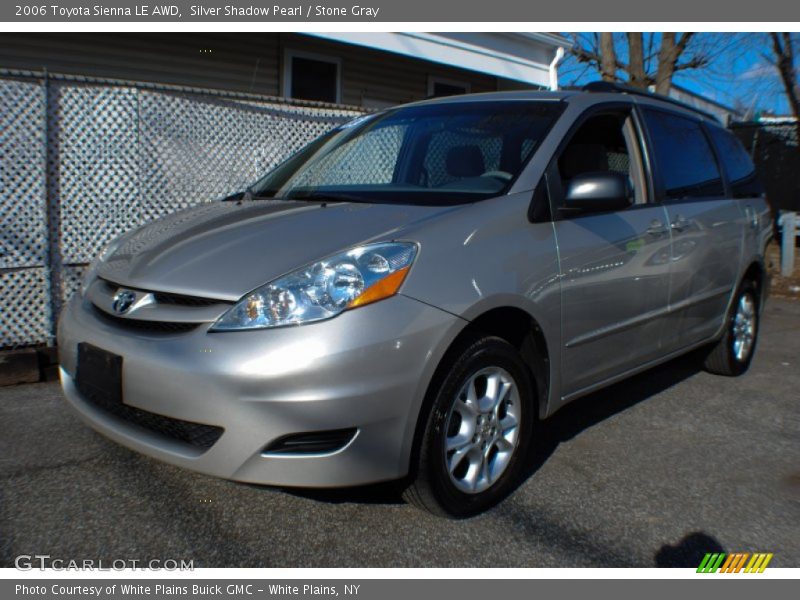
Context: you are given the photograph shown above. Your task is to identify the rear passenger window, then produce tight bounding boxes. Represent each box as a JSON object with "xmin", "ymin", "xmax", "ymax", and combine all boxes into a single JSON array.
[
  {"xmin": 643, "ymin": 109, "xmax": 724, "ymax": 201},
  {"xmin": 707, "ymin": 127, "xmax": 763, "ymax": 198}
]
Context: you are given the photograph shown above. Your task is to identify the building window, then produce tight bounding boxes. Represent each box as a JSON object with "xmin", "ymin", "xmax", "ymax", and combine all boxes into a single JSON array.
[
  {"xmin": 283, "ymin": 50, "xmax": 341, "ymax": 104},
  {"xmin": 427, "ymin": 77, "xmax": 470, "ymax": 98}
]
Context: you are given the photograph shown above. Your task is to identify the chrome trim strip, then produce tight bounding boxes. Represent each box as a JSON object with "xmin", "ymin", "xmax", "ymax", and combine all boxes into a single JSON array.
[{"xmin": 87, "ymin": 279, "xmax": 232, "ymax": 323}]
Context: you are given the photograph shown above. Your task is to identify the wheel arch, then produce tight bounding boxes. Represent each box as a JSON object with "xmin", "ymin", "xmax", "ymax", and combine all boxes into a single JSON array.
[
  {"xmin": 741, "ymin": 259, "xmax": 767, "ymax": 308},
  {"xmin": 403, "ymin": 304, "xmax": 552, "ymax": 480},
  {"xmin": 462, "ymin": 307, "xmax": 551, "ymax": 417}
]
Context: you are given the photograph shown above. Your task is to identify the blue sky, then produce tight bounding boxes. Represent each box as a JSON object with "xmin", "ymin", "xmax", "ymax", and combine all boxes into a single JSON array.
[{"xmin": 559, "ymin": 33, "xmax": 793, "ymax": 116}]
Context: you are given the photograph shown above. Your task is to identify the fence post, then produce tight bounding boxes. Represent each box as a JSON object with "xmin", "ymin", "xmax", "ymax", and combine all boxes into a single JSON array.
[
  {"xmin": 779, "ymin": 211, "xmax": 797, "ymax": 278},
  {"xmin": 42, "ymin": 68, "xmax": 57, "ymax": 346},
  {"xmin": 42, "ymin": 68, "xmax": 63, "ymax": 347}
]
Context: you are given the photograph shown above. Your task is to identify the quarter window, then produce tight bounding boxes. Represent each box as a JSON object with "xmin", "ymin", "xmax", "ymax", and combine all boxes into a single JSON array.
[
  {"xmin": 642, "ymin": 109, "xmax": 724, "ymax": 201},
  {"xmin": 707, "ymin": 126, "xmax": 763, "ymax": 198}
]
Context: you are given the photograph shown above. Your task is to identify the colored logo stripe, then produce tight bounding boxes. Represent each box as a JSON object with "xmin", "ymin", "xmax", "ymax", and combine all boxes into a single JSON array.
[
  {"xmin": 697, "ymin": 553, "xmax": 726, "ymax": 573},
  {"xmin": 745, "ymin": 553, "xmax": 773, "ymax": 573},
  {"xmin": 697, "ymin": 552, "xmax": 773, "ymax": 573},
  {"xmin": 720, "ymin": 553, "xmax": 749, "ymax": 573}
]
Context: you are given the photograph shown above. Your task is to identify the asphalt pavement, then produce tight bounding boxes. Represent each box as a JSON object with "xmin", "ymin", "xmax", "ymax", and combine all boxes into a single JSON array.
[{"xmin": 1, "ymin": 300, "xmax": 798, "ymax": 568}]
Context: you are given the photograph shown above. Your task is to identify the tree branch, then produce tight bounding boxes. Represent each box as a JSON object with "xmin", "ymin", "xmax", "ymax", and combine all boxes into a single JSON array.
[
  {"xmin": 569, "ymin": 31, "xmax": 705, "ymax": 94},
  {"xmin": 769, "ymin": 32, "xmax": 800, "ymax": 138}
]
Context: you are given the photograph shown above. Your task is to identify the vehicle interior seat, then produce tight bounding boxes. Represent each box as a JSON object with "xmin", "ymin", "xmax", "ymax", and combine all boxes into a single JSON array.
[{"xmin": 446, "ymin": 145, "xmax": 486, "ymax": 178}]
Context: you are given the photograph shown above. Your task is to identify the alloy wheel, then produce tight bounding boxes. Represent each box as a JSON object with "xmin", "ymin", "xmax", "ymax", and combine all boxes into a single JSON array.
[
  {"xmin": 443, "ymin": 366, "xmax": 521, "ymax": 494},
  {"xmin": 732, "ymin": 292, "xmax": 757, "ymax": 363}
]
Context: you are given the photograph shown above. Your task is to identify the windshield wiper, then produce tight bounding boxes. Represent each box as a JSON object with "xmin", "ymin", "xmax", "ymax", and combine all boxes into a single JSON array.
[
  {"xmin": 222, "ymin": 188, "xmax": 284, "ymax": 202},
  {"xmin": 224, "ymin": 189, "xmax": 371, "ymax": 204},
  {"xmin": 286, "ymin": 191, "xmax": 371, "ymax": 204},
  {"xmin": 222, "ymin": 185, "xmax": 261, "ymax": 202}
]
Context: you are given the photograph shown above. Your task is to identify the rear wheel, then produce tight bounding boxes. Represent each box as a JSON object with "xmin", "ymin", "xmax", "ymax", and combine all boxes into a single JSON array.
[
  {"xmin": 703, "ymin": 280, "xmax": 760, "ymax": 376},
  {"xmin": 403, "ymin": 335, "xmax": 536, "ymax": 518}
]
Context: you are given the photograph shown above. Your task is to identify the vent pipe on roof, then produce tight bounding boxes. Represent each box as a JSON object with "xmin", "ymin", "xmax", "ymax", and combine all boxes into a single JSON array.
[{"xmin": 549, "ymin": 47, "xmax": 565, "ymax": 91}]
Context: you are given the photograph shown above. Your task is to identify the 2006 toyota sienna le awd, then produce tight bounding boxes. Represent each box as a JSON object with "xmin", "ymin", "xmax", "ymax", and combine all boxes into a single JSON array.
[{"xmin": 58, "ymin": 83, "xmax": 771, "ymax": 517}]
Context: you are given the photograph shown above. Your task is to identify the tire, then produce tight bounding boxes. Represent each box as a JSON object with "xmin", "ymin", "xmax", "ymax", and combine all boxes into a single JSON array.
[
  {"xmin": 703, "ymin": 280, "xmax": 760, "ymax": 376},
  {"xmin": 403, "ymin": 335, "xmax": 537, "ymax": 518}
]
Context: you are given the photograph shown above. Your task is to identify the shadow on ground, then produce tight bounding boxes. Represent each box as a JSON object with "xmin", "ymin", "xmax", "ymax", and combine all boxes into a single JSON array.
[
  {"xmin": 655, "ymin": 532, "xmax": 726, "ymax": 567},
  {"xmin": 283, "ymin": 350, "xmax": 704, "ymax": 509}
]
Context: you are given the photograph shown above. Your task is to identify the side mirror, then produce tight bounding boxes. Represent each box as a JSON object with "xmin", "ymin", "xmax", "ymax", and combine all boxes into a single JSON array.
[{"xmin": 562, "ymin": 171, "xmax": 632, "ymax": 213}]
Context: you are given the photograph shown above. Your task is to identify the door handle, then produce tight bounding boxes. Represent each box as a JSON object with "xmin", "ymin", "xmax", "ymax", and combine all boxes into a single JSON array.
[
  {"xmin": 671, "ymin": 215, "xmax": 690, "ymax": 232},
  {"xmin": 646, "ymin": 220, "xmax": 668, "ymax": 236}
]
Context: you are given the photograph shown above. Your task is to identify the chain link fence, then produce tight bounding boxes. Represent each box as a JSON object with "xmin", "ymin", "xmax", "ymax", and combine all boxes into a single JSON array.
[
  {"xmin": 731, "ymin": 121, "xmax": 800, "ymax": 214},
  {"xmin": 0, "ymin": 70, "xmax": 365, "ymax": 349}
]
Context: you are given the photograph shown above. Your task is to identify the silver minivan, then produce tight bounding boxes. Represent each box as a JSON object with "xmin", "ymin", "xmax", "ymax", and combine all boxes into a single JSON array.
[{"xmin": 58, "ymin": 84, "xmax": 771, "ymax": 516}]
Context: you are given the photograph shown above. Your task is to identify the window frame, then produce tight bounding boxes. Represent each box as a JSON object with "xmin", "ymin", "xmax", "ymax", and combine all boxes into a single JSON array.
[
  {"xmin": 638, "ymin": 105, "xmax": 728, "ymax": 205},
  {"xmin": 427, "ymin": 76, "xmax": 471, "ymax": 98},
  {"xmin": 282, "ymin": 48, "xmax": 342, "ymax": 104},
  {"xmin": 538, "ymin": 101, "xmax": 655, "ymax": 222}
]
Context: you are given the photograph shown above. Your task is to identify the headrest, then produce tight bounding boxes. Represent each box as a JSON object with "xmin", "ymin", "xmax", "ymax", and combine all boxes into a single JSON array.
[
  {"xmin": 446, "ymin": 145, "xmax": 486, "ymax": 178},
  {"xmin": 560, "ymin": 144, "xmax": 609, "ymax": 179}
]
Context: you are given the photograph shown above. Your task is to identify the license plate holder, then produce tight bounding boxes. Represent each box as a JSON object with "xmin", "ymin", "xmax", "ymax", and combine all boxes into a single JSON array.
[{"xmin": 75, "ymin": 343, "xmax": 123, "ymax": 406}]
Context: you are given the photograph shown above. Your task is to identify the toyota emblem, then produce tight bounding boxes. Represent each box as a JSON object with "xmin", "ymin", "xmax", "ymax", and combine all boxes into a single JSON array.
[{"xmin": 112, "ymin": 289, "xmax": 137, "ymax": 315}]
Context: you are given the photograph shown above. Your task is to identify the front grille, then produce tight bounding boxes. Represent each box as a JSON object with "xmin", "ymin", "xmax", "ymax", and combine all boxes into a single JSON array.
[
  {"xmin": 153, "ymin": 291, "xmax": 225, "ymax": 307},
  {"xmin": 91, "ymin": 305, "xmax": 201, "ymax": 333},
  {"xmin": 99, "ymin": 278, "xmax": 227, "ymax": 308},
  {"xmin": 79, "ymin": 382, "xmax": 224, "ymax": 450}
]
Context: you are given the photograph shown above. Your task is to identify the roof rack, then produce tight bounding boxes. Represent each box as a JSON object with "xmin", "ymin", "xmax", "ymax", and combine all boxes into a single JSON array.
[{"xmin": 582, "ymin": 81, "xmax": 719, "ymax": 123}]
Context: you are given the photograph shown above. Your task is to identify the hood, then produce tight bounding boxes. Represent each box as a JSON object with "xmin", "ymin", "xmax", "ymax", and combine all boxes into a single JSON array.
[{"xmin": 97, "ymin": 200, "xmax": 454, "ymax": 300}]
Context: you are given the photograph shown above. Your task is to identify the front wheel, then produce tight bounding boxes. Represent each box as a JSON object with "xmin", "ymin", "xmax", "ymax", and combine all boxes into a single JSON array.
[
  {"xmin": 703, "ymin": 280, "xmax": 760, "ymax": 376},
  {"xmin": 403, "ymin": 335, "xmax": 536, "ymax": 517}
]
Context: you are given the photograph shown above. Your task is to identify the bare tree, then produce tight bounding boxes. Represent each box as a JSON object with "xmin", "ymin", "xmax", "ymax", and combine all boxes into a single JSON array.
[
  {"xmin": 767, "ymin": 33, "xmax": 800, "ymax": 139},
  {"xmin": 599, "ymin": 33, "xmax": 617, "ymax": 81},
  {"xmin": 569, "ymin": 33, "xmax": 711, "ymax": 94}
]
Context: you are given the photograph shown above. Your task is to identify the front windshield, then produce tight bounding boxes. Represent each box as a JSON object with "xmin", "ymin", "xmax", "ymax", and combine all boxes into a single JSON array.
[{"xmin": 251, "ymin": 100, "xmax": 564, "ymax": 206}]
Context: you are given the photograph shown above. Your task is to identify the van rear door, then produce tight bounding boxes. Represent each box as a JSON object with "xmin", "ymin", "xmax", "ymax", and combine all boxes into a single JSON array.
[{"xmin": 640, "ymin": 108, "xmax": 744, "ymax": 349}]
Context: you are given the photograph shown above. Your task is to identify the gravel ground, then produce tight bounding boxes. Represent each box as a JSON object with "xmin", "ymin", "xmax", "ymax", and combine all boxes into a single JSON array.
[
  {"xmin": 1, "ymin": 300, "xmax": 798, "ymax": 568},
  {"xmin": 767, "ymin": 240, "xmax": 800, "ymax": 300}
]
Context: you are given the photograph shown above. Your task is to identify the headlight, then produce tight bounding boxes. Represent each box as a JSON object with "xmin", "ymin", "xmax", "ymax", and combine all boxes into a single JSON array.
[{"xmin": 212, "ymin": 242, "xmax": 418, "ymax": 331}]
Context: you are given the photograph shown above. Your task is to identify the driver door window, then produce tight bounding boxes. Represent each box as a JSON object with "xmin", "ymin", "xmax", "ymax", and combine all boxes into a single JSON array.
[{"xmin": 556, "ymin": 112, "xmax": 647, "ymax": 208}]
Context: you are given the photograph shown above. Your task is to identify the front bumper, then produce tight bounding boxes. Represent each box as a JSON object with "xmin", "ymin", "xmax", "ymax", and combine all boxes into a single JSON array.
[{"xmin": 58, "ymin": 293, "xmax": 462, "ymax": 487}]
